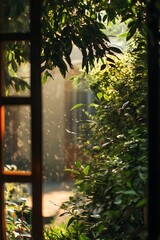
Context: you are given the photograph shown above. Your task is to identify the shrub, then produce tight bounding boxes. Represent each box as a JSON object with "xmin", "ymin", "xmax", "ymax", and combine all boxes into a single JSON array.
[
  {"xmin": 5, "ymin": 182, "xmax": 32, "ymax": 239},
  {"xmin": 59, "ymin": 35, "xmax": 148, "ymax": 240}
]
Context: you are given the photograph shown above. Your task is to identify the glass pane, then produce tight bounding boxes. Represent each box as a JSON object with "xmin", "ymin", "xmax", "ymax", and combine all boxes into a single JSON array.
[
  {"xmin": 0, "ymin": 41, "xmax": 30, "ymax": 97},
  {"xmin": 3, "ymin": 106, "xmax": 31, "ymax": 172},
  {"xmin": 0, "ymin": 0, "xmax": 30, "ymax": 33},
  {"xmin": 5, "ymin": 183, "xmax": 32, "ymax": 239}
]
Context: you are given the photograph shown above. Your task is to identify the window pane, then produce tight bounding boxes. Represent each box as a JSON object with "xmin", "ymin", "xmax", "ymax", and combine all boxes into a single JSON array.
[
  {"xmin": 3, "ymin": 106, "xmax": 31, "ymax": 172},
  {"xmin": 5, "ymin": 183, "xmax": 32, "ymax": 239},
  {"xmin": 0, "ymin": 0, "xmax": 30, "ymax": 33},
  {"xmin": 1, "ymin": 41, "xmax": 30, "ymax": 97}
]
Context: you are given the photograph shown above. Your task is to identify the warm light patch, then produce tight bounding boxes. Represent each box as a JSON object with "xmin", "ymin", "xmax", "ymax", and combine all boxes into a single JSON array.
[{"xmin": 0, "ymin": 106, "xmax": 5, "ymax": 139}]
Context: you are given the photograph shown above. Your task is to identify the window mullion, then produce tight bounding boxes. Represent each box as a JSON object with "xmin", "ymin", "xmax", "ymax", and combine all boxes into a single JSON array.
[
  {"xmin": 30, "ymin": 0, "xmax": 43, "ymax": 239},
  {"xmin": 0, "ymin": 38, "xmax": 6, "ymax": 239},
  {"xmin": 147, "ymin": 1, "xmax": 160, "ymax": 239},
  {"xmin": 0, "ymin": 0, "xmax": 43, "ymax": 239}
]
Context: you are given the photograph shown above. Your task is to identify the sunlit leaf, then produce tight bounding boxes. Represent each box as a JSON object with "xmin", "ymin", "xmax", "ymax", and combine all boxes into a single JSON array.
[
  {"xmin": 79, "ymin": 233, "xmax": 90, "ymax": 240},
  {"xmin": 70, "ymin": 103, "xmax": 84, "ymax": 111},
  {"xmin": 76, "ymin": 161, "xmax": 82, "ymax": 168},
  {"xmin": 97, "ymin": 92, "xmax": 103, "ymax": 100},
  {"xmin": 83, "ymin": 165, "xmax": 90, "ymax": 175},
  {"xmin": 42, "ymin": 70, "xmax": 53, "ymax": 84}
]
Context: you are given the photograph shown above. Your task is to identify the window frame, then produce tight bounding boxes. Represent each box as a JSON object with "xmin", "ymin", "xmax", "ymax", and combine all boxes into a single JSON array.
[
  {"xmin": 0, "ymin": 1, "xmax": 159, "ymax": 240},
  {"xmin": 147, "ymin": 1, "xmax": 160, "ymax": 239},
  {"xmin": 0, "ymin": 0, "xmax": 43, "ymax": 239}
]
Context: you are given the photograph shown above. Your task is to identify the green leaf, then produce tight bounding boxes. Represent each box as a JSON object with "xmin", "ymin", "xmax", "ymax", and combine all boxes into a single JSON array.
[
  {"xmin": 123, "ymin": 190, "xmax": 138, "ymax": 196},
  {"xmin": 89, "ymin": 103, "xmax": 99, "ymax": 108},
  {"xmin": 98, "ymin": 13, "xmax": 102, "ymax": 22},
  {"xmin": 59, "ymin": 212, "xmax": 68, "ymax": 217},
  {"xmin": 103, "ymin": 14, "xmax": 107, "ymax": 22},
  {"xmin": 104, "ymin": 94, "xmax": 109, "ymax": 101},
  {"xmin": 92, "ymin": 145, "xmax": 100, "ymax": 151},
  {"xmin": 126, "ymin": 25, "xmax": 137, "ymax": 41},
  {"xmin": 106, "ymin": 57, "xmax": 115, "ymax": 64},
  {"xmin": 67, "ymin": 216, "xmax": 75, "ymax": 228},
  {"xmin": 79, "ymin": 233, "xmax": 90, "ymax": 240},
  {"xmin": 83, "ymin": 165, "xmax": 90, "ymax": 175},
  {"xmin": 75, "ymin": 179, "xmax": 84, "ymax": 185},
  {"xmin": 114, "ymin": 195, "xmax": 122, "ymax": 205},
  {"xmin": 136, "ymin": 198, "xmax": 147, "ymax": 208},
  {"xmin": 100, "ymin": 64, "xmax": 106, "ymax": 70},
  {"xmin": 118, "ymin": 32, "xmax": 128, "ymax": 39},
  {"xmin": 75, "ymin": 161, "xmax": 82, "ymax": 169},
  {"xmin": 64, "ymin": 169, "xmax": 80, "ymax": 175},
  {"xmin": 42, "ymin": 70, "xmax": 53, "ymax": 84},
  {"xmin": 109, "ymin": 47, "xmax": 123, "ymax": 54},
  {"xmin": 70, "ymin": 103, "xmax": 84, "ymax": 111},
  {"xmin": 109, "ymin": 63, "xmax": 116, "ymax": 68},
  {"xmin": 97, "ymin": 92, "xmax": 103, "ymax": 100},
  {"xmin": 11, "ymin": 59, "xmax": 18, "ymax": 72},
  {"xmin": 64, "ymin": 38, "xmax": 73, "ymax": 56}
]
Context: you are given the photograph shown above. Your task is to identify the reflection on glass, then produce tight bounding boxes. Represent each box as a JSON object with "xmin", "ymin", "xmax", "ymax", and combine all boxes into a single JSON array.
[
  {"xmin": 1, "ymin": 41, "xmax": 30, "ymax": 97},
  {"xmin": 3, "ymin": 106, "xmax": 31, "ymax": 172},
  {"xmin": 0, "ymin": 0, "xmax": 30, "ymax": 33},
  {"xmin": 5, "ymin": 183, "xmax": 32, "ymax": 239}
]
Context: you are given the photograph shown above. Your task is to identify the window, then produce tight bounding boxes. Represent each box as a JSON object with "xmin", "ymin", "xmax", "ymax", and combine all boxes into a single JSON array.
[
  {"xmin": 0, "ymin": 1, "xmax": 43, "ymax": 239},
  {"xmin": 0, "ymin": 1, "xmax": 160, "ymax": 239}
]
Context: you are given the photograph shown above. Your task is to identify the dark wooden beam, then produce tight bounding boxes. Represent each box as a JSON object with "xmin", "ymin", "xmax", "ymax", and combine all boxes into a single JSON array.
[
  {"xmin": 147, "ymin": 0, "xmax": 160, "ymax": 239},
  {"xmin": 30, "ymin": 0, "xmax": 43, "ymax": 239}
]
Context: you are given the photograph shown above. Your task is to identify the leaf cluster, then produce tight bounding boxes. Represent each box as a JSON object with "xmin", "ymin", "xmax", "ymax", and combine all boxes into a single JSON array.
[
  {"xmin": 5, "ymin": 182, "xmax": 32, "ymax": 239},
  {"xmin": 57, "ymin": 35, "xmax": 148, "ymax": 240},
  {"xmin": 2, "ymin": 0, "xmax": 147, "ymax": 94}
]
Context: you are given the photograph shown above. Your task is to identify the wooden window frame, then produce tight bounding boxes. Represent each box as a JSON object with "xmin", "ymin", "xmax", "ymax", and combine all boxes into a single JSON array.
[
  {"xmin": 147, "ymin": 1, "xmax": 160, "ymax": 239},
  {"xmin": 0, "ymin": 1, "xmax": 159, "ymax": 240},
  {"xmin": 0, "ymin": 0, "xmax": 43, "ymax": 239}
]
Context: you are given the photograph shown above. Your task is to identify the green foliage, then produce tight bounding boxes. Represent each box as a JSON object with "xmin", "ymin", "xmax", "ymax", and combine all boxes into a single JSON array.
[
  {"xmin": 3, "ymin": 2, "xmax": 148, "ymax": 239},
  {"xmin": 5, "ymin": 182, "xmax": 32, "ymax": 239},
  {"xmin": 41, "ymin": 0, "xmax": 113, "ymax": 76},
  {"xmin": 40, "ymin": 0, "xmax": 147, "ymax": 78},
  {"xmin": 3, "ymin": 0, "xmax": 148, "ymax": 94},
  {"xmin": 2, "ymin": 0, "xmax": 30, "ymax": 32},
  {"xmin": 44, "ymin": 224, "xmax": 85, "ymax": 240},
  {"xmin": 56, "ymin": 34, "xmax": 148, "ymax": 240}
]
